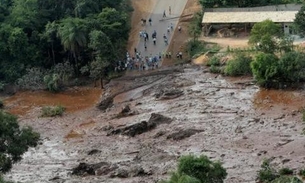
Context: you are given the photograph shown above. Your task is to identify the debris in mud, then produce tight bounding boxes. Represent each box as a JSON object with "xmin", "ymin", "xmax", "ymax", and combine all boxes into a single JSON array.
[
  {"xmin": 49, "ymin": 176, "xmax": 65, "ymax": 182},
  {"xmin": 116, "ymin": 104, "xmax": 139, "ymax": 118},
  {"xmin": 167, "ymin": 129, "xmax": 204, "ymax": 140},
  {"xmin": 87, "ymin": 149, "xmax": 101, "ymax": 155},
  {"xmin": 108, "ymin": 121, "xmax": 155, "ymax": 137},
  {"xmin": 148, "ymin": 113, "xmax": 172, "ymax": 125},
  {"xmin": 97, "ymin": 96, "xmax": 114, "ymax": 111},
  {"xmin": 108, "ymin": 113, "xmax": 172, "ymax": 137},
  {"xmin": 154, "ymin": 130, "xmax": 166, "ymax": 138},
  {"xmin": 110, "ymin": 165, "xmax": 151, "ymax": 178},
  {"xmin": 72, "ymin": 162, "xmax": 117, "ymax": 176},
  {"xmin": 155, "ymin": 88, "xmax": 184, "ymax": 100}
]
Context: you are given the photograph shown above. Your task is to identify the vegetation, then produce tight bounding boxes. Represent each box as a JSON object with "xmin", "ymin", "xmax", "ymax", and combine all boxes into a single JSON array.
[
  {"xmin": 224, "ymin": 53, "xmax": 252, "ymax": 76},
  {"xmin": 257, "ymin": 160, "xmax": 301, "ymax": 183},
  {"xmin": 0, "ymin": 0, "xmax": 131, "ymax": 87},
  {"xmin": 249, "ymin": 20, "xmax": 283, "ymax": 53},
  {"xmin": 278, "ymin": 168, "xmax": 293, "ymax": 175},
  {"xmin": 0, "ymin": 100, "xmax": 3, "ymax": 109},
  {"xmin": 161, "ymin": 155, "xmax": 227, "ymax": 183},
  {"xmin": 0, "ymin": 110, "xmax": 40, "ymax": 173},
  {"xmin": 199, "ymin": 0, "xmax": 302, "ymax": 8},
  {"xmin": 298, "ymin": 168, "xmax": 305, "ymax": 177},
  {"xmin": 251, "ymin": 51, "xmax": 305, "ymax": 88},
  {"xmin": 294, "ymin": 5, "xmax": 305, "ymax": 36},
  {"xmin": 41, "ymin": 105, "xmax": 65, "ymax": 117}
]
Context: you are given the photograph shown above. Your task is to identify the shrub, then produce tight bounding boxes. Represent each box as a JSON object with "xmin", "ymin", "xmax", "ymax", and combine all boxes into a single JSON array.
[
  {"xmin": 17, "ymin": 67, "xmax": 46, "ymax": 90},
  {"xmin": 41, "ymin": 105, "xmax": 65, "ymax": 117},
  {"xmin": 279, "ymin": 168, "xmax": 293, "ymax": 175},
  {"xmin": 270, "ymin": 176, "xmax": 302, "ymax": 183},
  {"xmin": 277, "ymin": 51, "xmax": 305, "ymax": 83},
  {"xmin": 299, "ymin": 168, "xmax": 305, "ymax": 177},
  {"xmin": 210, "ymin": 65, "xmax": 221, "ymax": 73},
  {"xmin": 43, "ymin": 73, "xmax": 60, "ymax": 92},
  {"xmin": 0, "ymin": 100, "xmax": 3, "ymax": 109},
  {"xmin": 251, "ymin": 53, "xmax": 280, "ymax": 87},
  {"xmin": 207, "ymin": 56, "xmax": 221, "ymax": 66},
  {"xmin": 178, "ymin": 155, "xmax": 227, "ymax": 183},
  {"xmin": 224, "ymin": 53, "xmax": 252, "ymax": 76},
  {"xmin": 187, "ymin": 40, "xmax": 205, "ymax": 58},
  {"xmin": 257, "ymin": 160, "xmax": 279, "ymax": 182}
]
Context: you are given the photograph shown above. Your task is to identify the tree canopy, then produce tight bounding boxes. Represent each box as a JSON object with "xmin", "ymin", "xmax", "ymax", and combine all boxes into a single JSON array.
[
  {"xmin": 0, "ymin": 0, "xmax": 131, "ymax": 85},
  {"xmin": 0, "ymin": 111, "xmax": 40, "ymax": 173},
  {"xmin": 294, "ymin": 5, "xmax": 305, "ymax": 36}
]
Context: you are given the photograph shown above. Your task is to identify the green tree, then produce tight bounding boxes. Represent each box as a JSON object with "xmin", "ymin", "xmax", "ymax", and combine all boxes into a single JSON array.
[
  {"xmin": 57, "ymin": 17, "xmax": 87, "ymax": 75},
  {"xmin": 0, "ymin": 111, "xmax": 40, "ymax": 173},
  {"xmin": 277, "ymin": 51, "xmax": 305, "ymax": 83},
  {"xmin": 178, "ymin": 155, "xmax": 227, "ymax": 183},
  {"xmin": 224, "ymin": 53, "xmax": 252, "ymax": 76},
  {"xmin": 294, "ymin": 5, "xmax": 305, "ymax": 36},
  {"xmin": 249, "ymin": 20, "xmax": 282, "ymax": 53},
  {"xmin": 188, "ymin": 12, "xmax": 203, "ymax": 42},
  {"xmin": 251, "ymin": 53, "xmax": 279, "ymax": 87},
  {"xmin": 86, "ymin": 30, "xmax": 114, "ymax": 89}
]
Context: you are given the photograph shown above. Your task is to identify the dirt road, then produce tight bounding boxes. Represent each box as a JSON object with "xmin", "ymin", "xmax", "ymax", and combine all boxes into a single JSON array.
[{"xmin": 135, "ymin": 0, "xmax": 188, "ymax": 64}]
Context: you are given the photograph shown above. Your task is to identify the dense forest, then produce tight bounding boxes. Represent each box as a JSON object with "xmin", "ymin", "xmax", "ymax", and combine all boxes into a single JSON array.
[{"xmin": 0, "ymin": 0, "xmax": 132, "ymax": 90}]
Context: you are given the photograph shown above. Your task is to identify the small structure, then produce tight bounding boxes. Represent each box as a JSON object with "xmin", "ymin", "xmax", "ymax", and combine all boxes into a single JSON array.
[{"xmin": 202, "ymin": 10, "xmax": 299, "ymax": 36}]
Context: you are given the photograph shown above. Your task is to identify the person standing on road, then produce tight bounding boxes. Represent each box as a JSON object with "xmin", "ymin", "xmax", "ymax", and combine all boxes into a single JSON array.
[
  {"xmin": 153, "ymin": 37, "xmax": 156, "ymax": 45},
  {"xmin": 163, "ymin": 10, "xmax": 166, "ymax": 18},
  {"xmin": 169, "ymin": 6, "xmax": 171, "ymax": 15},
  {"xmin": 178, "ymin": 26, "xmax": 181, "ymax": 32},
  {"xmin": 149, "ymin": 18, "xmax": 152, "ymax": 26}
]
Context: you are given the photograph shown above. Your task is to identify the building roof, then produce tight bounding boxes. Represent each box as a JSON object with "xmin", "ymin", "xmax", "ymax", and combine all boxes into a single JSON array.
[{"xmin": 202, "ymin": 11, "xmax": 298, "ymax": 24}]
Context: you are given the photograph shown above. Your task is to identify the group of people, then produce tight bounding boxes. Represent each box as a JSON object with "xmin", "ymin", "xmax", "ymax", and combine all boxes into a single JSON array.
[
  {"xmin": 122, "ymin": 5, "xmax": 183, "ymax": 72},
  {"xmin": 114, "ymin": 51, "xmax": 162, "ymax": 71}
]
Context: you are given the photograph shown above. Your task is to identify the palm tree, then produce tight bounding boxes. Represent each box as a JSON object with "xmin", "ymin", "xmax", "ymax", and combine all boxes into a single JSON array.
[{"xmin": 57, "ymin": 17, "xmax": 87, "ymax": 75}]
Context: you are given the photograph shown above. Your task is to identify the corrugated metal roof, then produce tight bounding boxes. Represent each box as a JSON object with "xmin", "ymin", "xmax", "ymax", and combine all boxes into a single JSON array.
[{"xmin": 202, "ymin": 11, "xmax": 298, "ymax": 23}]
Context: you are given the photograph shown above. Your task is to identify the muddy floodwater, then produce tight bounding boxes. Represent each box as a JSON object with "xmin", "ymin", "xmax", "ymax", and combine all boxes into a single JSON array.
[
  {"xmin": 4, "ymin": 66, "xmax": 305, "ymax": 183},
  {"xmin": 4, "ymin": 87, "xmax": 102, "ymax": 116}
]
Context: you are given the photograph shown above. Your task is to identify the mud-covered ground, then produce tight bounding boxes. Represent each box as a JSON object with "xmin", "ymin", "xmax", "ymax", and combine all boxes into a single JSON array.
[{"xmin": 5, "ymin": 64, "xmax": 305, "ymax": 183}]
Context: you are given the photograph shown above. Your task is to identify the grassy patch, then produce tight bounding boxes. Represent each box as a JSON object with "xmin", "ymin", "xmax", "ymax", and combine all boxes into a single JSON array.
[{"xmin": 41, "ymin": 105, "xmax": 65, "ymax": 117}]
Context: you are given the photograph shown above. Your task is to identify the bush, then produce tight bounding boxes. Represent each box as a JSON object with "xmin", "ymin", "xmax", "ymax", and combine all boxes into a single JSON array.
[
  {"xmin": 251, "ymin": 53, "xmax": 280, "ymax": 87},
  {"xmin": 187, "ymin": 40, "xmax": 206, "ymax": 58},
  {"xmin": 41, "ymin": 105, "xmax": 65, "ymax": 117},
  {"xmin": 17, "ymin": 67, "xmax": 46, "ymax": 90},
  {"xmin": 178, "ymin": 155, "xmax": 227, "ymax": 183},
  {"xmin": 43, "ymin": 73, "xmax": 60, "ymax": 92},
  {"xmin": 224, "ymin": 53, "xmax": 252, "ymax": 76},
  {"xmin": 279, "ymin": 168, "xmax": 293, "ymax": 175},
  {"xmin": 0, "ymin": 111, "xmax": 40, "ymax": 173},
  {"xmin": 257, "ymin": 160, "xmax": 279, "ymax": 182},
  {"xmin": 270, "ymin": 176, "xmax": 302, "ymax": 183},
  {"xmin": 299, "ymin": 168, "xmax": 305, "ymax": 177},
  {"xmin": 207, "ymin": 56, "xmax": 221, "ymax": 66},
  {"xmin": 210, "ymin": 65, "xmax": 221, "ymax": 73},
  {"xmin": 277, "ymin": 51, "xmax": 305, "ymax": 83}
]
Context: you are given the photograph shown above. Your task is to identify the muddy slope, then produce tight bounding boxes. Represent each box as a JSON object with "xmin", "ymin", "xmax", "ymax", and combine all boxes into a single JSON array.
[{"xmin": 6, "ymin": 65, "xmax": 305, "ymax": 183}]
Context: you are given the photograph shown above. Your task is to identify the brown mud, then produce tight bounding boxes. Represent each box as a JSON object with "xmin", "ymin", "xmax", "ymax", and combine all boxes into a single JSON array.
[{"xmin": 3, "ymin": 0, "xmax": 305, "ymax": 182}]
